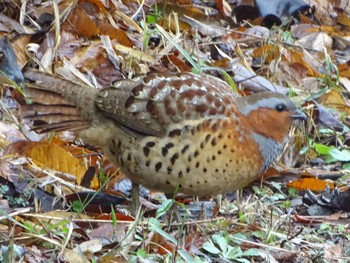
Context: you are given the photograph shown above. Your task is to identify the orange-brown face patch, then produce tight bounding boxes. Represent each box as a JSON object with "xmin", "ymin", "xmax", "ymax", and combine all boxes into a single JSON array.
[{"xmin": 243, "ymin": 108, "xmax": 293, "ymax": 143}]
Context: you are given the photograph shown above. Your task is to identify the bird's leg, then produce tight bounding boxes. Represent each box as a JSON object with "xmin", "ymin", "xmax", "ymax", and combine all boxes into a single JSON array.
[
  {"xmin": 131, "ymin": 183, "xmax": 140, "ymax": 216},
  {"xmin": 163, "ymin": 193, "xmax": 182, "ymax": 225}
]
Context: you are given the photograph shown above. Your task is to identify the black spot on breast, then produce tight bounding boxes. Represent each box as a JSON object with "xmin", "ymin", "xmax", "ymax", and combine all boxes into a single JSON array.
[
  {"xmin": 196, "ymin": 162, "xmax": 200, "ymax": 168},
  {"xmin": 182, "ymin": 145, "xmax": 189, "ymax": 154},
  {"xmin": 188, "ymin": 155, "xmax": 192, "ymax": 162},
  {"xmin": 211, "ymin": 138, "xmax": 217, "ymax": 146},
  {"xmin": 203, "ymin": 168, "xmax": 207, "ymax": 173},
  {"xmin": 117, "ymin": 140, "xmax": 122, "ymax": 148},
  {"xmin": 127, "ymin": 153, "xmax": 132, "ymax": 161},
  {"xmin": 200, "ymin": 142, "xmax": 205, "ymax": 149},
  {"xmin": 178, "ymin": 171, "xmax": 183, "ymax": 178},
  {"xmin": 223, "ymin": 144, "xmax": 227, "ymax": 149},
  {"xmin": 155, "ymin": 162, "xmax": 162, "ymax": 172},
  {"xmin": 146, "ymin": 160, "xmax": 151, "ymax": 167},
  {"xmin": 170, "ymin": 153, "xmax": 179, "ymax": 165},
  {"xmin": 218, "ymin": 133, "xmax": 223, "ymax": 139},
  {"xmin": 186, "ymin": 167, "xmax": 191, "ymax": 173},
  {"xmin": 218, "ymin": 150, "xmax": 222, "ymax": 155},
  {"xmin": 194, "ymin": 151, "xmax": 199, "ymax": 157},
  {"xmin": 205, "ymin": 134, "xmax": 211, "ymax": 142},
  {"xmin": 162, "ymin": 148, "xmax": 168, "ymax": 157},
  {"xmin": 211, "ymin": 122, "xmax": 220, "ymax": 131},
  {"xmin": 146, "ymin": 141, "xmax": 155, "ymax": 147},
  {"xmin": 212, "ymin": 155, "xmax": 216, "ymax": 160},
  {"xmin": 165, "ymin": 142, "xmax": 174, "ymax": 149},
  {"xmin": 167, "ymin": 167, "xmax": 172, "ymax": 174},
  {"xmin": 190, "ymin": 184, "xmax": 193, "ymax": 188},
  {"xmin": 179, "ymin": 184, "xmax": 182, "ymax": 188},
  {"xmin": 215, "ymin": 168, "xmax": 219, "ymax": 172},
  {"xmin": 169, "ymin": 129, "xmax": 182, "ymax": 137},
  {"xmin": 184, "ymin": 125, "xmax": 191, "ymax": 131},
  {"xmin": 143, "ymin": 147, "xmax": 150, "ymax": 157},
  {"xmin": 223, "ymin": 169, "xmax": 226, "ymax": 173},
  {"xmin": 166, "ymin": 181, "xmax": 170, "ymax": 184}
]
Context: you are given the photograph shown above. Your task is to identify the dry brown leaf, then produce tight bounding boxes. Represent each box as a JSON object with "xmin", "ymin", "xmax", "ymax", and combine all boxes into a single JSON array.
[
  {"xmin": 5, "ymin": 139, "xmax": 123, "ymax": 188},
  {"xmin": 147, "ymin": 232, "xmax": 175, "ymax": 255},
  {"xmin": 11, "ymin": 141, "xmax": 87, "ymax": 183},
  {"xmin": 337, "ymin": 13, "xmax": 350, "ymax": 27},
  {"xmin": 319, "ymin": 89, "xmax": 350, "ymax": 115}
]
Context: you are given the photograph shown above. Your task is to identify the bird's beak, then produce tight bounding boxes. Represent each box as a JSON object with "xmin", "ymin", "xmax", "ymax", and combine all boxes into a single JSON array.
[{"xmin": 291, "ymin": 109, "xmax": 307, "ymax": 121}]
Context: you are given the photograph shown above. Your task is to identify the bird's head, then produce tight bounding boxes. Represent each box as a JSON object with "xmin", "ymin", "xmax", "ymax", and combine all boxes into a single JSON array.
[{"xmin": 236, "ymin": 92, "xmax": 307, "ymax": 144}]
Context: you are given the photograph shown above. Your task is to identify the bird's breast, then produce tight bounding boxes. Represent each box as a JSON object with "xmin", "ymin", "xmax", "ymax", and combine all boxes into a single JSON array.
[{"xmin": 109, "ymin": 117, "xmax": 270, "ymax": 196}]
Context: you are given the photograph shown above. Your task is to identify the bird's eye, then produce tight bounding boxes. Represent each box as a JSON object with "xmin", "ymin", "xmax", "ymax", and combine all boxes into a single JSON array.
[{"xmin": 275, "ymin": 104, "xmax": 286, "ymax": 112}]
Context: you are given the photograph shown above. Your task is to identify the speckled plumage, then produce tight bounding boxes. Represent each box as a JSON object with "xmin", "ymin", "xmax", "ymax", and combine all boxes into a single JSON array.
[{"xmin": 23, "ymin": 70, "xmax": 306, "ymax": 197}]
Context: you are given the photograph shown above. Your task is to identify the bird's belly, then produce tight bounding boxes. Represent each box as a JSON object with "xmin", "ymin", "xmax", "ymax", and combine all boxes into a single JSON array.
[{"xmin": 114, "ymin": 119, "xmax": 265, "ymax": 196}]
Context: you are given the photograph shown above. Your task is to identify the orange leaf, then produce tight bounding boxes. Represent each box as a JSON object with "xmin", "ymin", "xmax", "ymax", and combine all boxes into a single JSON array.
[
  {"xmin": 287, "ymin": 177, "xmax": 334, "ymax": 191},
  {"xmin": 338, "ymin": 61, "xmax": 350, "ymax": 78},
  {"xmin": 252, "ymin": 45, "xmax": 280, "ymax": 64},
  {"xmin": 65, "ymin": 5, "xmax": 99, "ymax": 37}
]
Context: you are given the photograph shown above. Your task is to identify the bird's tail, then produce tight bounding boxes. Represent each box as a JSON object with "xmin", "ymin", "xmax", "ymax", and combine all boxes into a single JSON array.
[{"xmin": 22, "ymin": 70, "xmax": 97, "ymax": 133}]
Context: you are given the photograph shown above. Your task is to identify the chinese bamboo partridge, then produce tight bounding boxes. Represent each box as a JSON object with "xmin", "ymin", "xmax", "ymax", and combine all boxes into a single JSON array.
[{"xmin": 22, "ymin": 70, "xmax": 306, "ymax": 212}]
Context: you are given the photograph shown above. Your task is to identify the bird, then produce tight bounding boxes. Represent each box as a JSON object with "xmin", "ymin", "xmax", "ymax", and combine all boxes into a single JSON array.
[{"xmin": 22, "ymin": 69, "xmax": 306, "ymax": 213}]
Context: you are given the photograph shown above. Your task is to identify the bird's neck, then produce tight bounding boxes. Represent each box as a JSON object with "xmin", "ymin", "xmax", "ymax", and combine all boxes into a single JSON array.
[{"xmin": 252, "ymin": 132, "xmax": 286, "ymax": 172}]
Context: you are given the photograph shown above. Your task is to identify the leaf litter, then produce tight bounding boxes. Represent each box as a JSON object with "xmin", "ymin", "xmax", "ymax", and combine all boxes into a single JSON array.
[{"xmin": 0, "ymin": 0, "xmax": 350, "ymax": 262}]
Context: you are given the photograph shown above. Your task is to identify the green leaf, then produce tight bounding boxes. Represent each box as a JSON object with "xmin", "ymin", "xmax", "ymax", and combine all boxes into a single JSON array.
[
  {"xmin": 111, "ymin": 206, "xmax": 117, "ymax": 227},
  {"xmin": 329, "ymin": 148, "xmax": 350, "ymax": 162},
  {"xmin": 226, "ymin": 246, "xmax": 242, "ymax": 259},
  {"xmin": 238, "ymin": 211, "xmax": 247, "ymax": 223},
  {"xmin": 342, "ymin": 163, "xmax": 350, "ymax": 169},
  {"xmin": 202, "ymin": 241, "xmax": 221, "ymax": 254},
  {"xmin": 147, "ymin": 15, "xmax": 156, "ymax": 24},
  {"xmin": 212, "ymin": 234, "xmax": 228, "ymax": 253},
  {"xmin": 320, "ymin": 223, "xmax": 330, "ymax": 231},
  {"xmin": 156, "ymin": 199, "xmax": 174, "ymax": 219},
  {"xmin": 270, "ymin": 193, "xmax": 286, "ymax": 201},
  {"xmin": 136, "ymin": 249, "xmax": 147, "ymax": 259},
  {"xmin": 71, "ymin": 200, "xmax": 84, "ymax": 213},
  {"xmin": 149, "ymin": 217, "xmax": 177, "ymax": 244},
  {"xmin": 288, "ymin": 187, "xmax": 297, "ymax": 196},
  {"xmin": 231, "ymin": 233, "xmax": 247, "ymax": 241},
  {"xmin": 235, "ymin": 258, "xmax": 251, "ymax": 263},
  {"xmin": 313, "ymin": 143, "xmax": 333, "ymax": 155},
  {"xmin": 178, "ymin": 249, "xmax": 195, "ymax": 263},
  {"xmin": 242, "ymin": 248, "xmax": 260, "ymax": 257}
]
